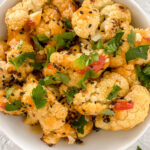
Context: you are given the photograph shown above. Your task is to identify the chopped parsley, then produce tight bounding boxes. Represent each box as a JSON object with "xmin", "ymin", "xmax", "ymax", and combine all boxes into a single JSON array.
[
  {"xmin": 102, "ymin": 109, "xmax": 115, "ymax": 116},
  {"xmin": 17, "ymin": 39, "xmax": 23, "ymax": 49},
  {"xmin": 104, "ymin": 31, "xmax": 124, "ymax": 55},
  {"xmin": 126, "ymin": 45, "xmax": 149, "ymax": 62},
  {"xmin": 6, "ymin": 88, "xmax": 14, "ymax": 99},
  {"xmin": 72, "ymin": 115, "xmax": 88, "ymax": 134},
  {"xmin": 32, "ymin": 84, "xmax": 47, "ymax": 109},
  {"xmin": 137, "ymin": 146, "xmax": 142, "ymax": 150},
  {"xmin": 9, "ymin": 52, "xmax": 36, "ymax": 69},
  {"xmin": 54, "ymin": 32, "xmax": 75, "ymax": 50},
  {"xmin": 5, "ymin": 100, "xmax": 22, "ymax": 111},
  {"xmin": 128, "ymin": 29, "xmax": 135, "ymax": 48},
  {"xmin": 43, "ymin": 47, "xmax": 55, "ymax": 67},
  {"xmin": 78, "ymin": 70, "xmax": 97, "ymax": 89},
  {"xmin": 136, "ymin": 65, "xmax": 150, "ymax": 88},
  {"xmin": 74, "ymin": 52, "xmax": 99, "ymax": 69},
  {"xmin": 65, "ymin": 87, "xmax": 79, "ymax": 104},
  {"xmin": 37, "ymin": 34, "xmax": 50, "ymax": 42},
  {"xmin": 39, "ymin": 72, "xmax": 70, "ymax": 86},
  {"xmin": 91, "ymin": 39, "xmax": 103, "ymax": 50},
  {"xmin": 107, "ymin": 85, "xmax": 122, "ymax": 100},
  {"xmin": 32, "ymin": 36, "xmax": 43, "ymax": 50},
  {"xmin": 64, "ymin": 19, "xmax": 72, "ymax": 29}
]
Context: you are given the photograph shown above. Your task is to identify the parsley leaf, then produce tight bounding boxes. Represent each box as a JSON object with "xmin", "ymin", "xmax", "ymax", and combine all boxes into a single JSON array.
[
  {"xmin": 78, "ymin": 70, "xmax": 97, "ymax": 89},
  {"xmin": 31, "ymin": 62, "xmax": 43, "ymax": 70},
  {"xmin": 72, "ymin": 115, "xmax": 88, "ymax": 134},
  {"xmin": 107, "ymin": 85, "xmax": 122, "ymax": 100},
  {"xmin": 6, "ymin": 88, "xmax": 14, "ymax": 99},
  {"xmin": 74, "ymin": 52, "xmax": 99, "ymax": 69},
  {"xmin": 9, "ymin": 52, "xmax": 36, "ymax": 69},
  {"xmin": 126, "ymin": 45, "xmax": 149, "ymax": 62},
  {"xmin": 143, "ymin": 64, "xmax": 150, "ymax": 76},
  {"xmin": 37, "ymin": 34, "xmax": 50, "ymax": 42},
  {"xmin": 32, "ymin": 36, "xmax": 43, "ymax": 50},
  {"xmin": 137, "ymin": 146, "xmax": 142, "ymax": 150},
  {"xmin": 32, "ymin": 84, "xmax": 47, "ymax": 109},
  {"xmin": 43, "ymin": 47, "xmax": 55, "ymax": 67},
  {"xmin": 91, "ymin": 39, "xmax": 104, "ymax": 50},
  {"xmin": 17, "ymin": 39, "xmax": 23, "ymax": 49},
  {"xmin": 5, "ymin": 100, "xmax": 22, "ymax": 111},
  {"xmin": 136, "ymin": 65, "xmax": 150, "ymax": 88},
  {"xmin": 65, "ymin": 87, "xmax": 79, "ymax": 104},
  {"xmin": 39, "ymin": 72, "xmax": 70, "ymax": 86},
  {"xmin": 104, "ymin": 31, "xmax": 124, "ymax": 55},
  {"xmin": 128, "ymin": 29, "xmax": 135, "ymax": 48},
  {"xmin": 102, "ymin": 109, "xmax": 115, "ymax": 116},
  {"xmin": 54, "ymin": 32, "xmax": 75, "ymax": 50},
  {"xmin": 64, "ymin": 19, "xmax": 72, "ymax": 29}
]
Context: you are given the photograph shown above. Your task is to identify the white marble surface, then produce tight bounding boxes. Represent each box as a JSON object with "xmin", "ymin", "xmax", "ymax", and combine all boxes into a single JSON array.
[{"xmin": 0, "ymin": 0, "xmax": 150, "ymax": 150}]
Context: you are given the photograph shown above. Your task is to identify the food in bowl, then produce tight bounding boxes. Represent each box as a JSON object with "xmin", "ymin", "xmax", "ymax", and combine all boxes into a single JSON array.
[{"xmin": 0, "ymin": 0, "xmax": 150, "ymax": 146}]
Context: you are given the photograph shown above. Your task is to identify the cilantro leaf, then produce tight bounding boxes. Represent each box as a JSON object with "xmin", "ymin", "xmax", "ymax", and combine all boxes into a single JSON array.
[
  {"xmin": 31, "ymin": 62, "xmax": 43, "ymax": 70},
  {"xmin": 78, "ymin": 70, "xmax": 97, "ymax": 89},
  {"xmin": 56, "ymin": 72, "xmax": 70, "ymax": 84},
  {"xmin": 128, "ymin": 29, "xmax": 135, "ymax": 48},
  {"xmin": 143, "ymin": 64, "xmax": 150, "ymax": 76},
  {"xmin": 137, "ymin": 146, "xmax": 142, "ymax": 150},
  {"xmin": 72, "ymin": 115, "xmax": 88, "ymax": 134},
  {"xmin": 126, "ymin": 45, "xmax": 149, "ymax": 62},
  {"xmin": 9, "ymin": 52, "xmax": 36, "ymax": 69},
  {"xmin": 64, "ymin": 19, "xmax": 72, "ymax": 29},
  {"xmin": 37, "ymin": 34, "xmax": 50, "ymax": 42},
  {"xmin": 43, "ymin": 47, "xmax": 55, "ymax": 67},
  {"xmin": 17, "ymin": 39, "xmax": 23, "ymax": 49},
  {"xmin": 91, "ymin": 39, "xmax": 104, "ymax": 50},
  {"xmin": 89, "ymin": 52, "xmax": 99, "ymax": 64},
  {"xmin": 102, "ymin": 109, "xmax": 115, "ymax": 116},
  {"xmin": 32, "ymin": 84, "xmax": 47, "ymax": 109},
  {"xmin": 65, "ymin": 87, "xmax": 79, "ymax": 104},
  {"xmin": 136, "ymin": 65, "xmax": 150, "ymax": 88},
  {"xmin": 54, "ymin": 32, "xmax": 75, "ymax": 50},
  {"xmin": 32, "ymin": 36, "xmax": 43, "ymax": 50},
  {"xmin": 104, "ymin": 31, "xmax": 124, "ymax": 55},
  {"xmin": 5, "ymin": 100, "xmax": 22, "ymax": 111},
  {"xmin": 107, "ymin": 85, "xmax": 122, "ymax": 100},
  {"xmin": 6, "ymin": 88, "xmax": 14, "ymax": 99}
]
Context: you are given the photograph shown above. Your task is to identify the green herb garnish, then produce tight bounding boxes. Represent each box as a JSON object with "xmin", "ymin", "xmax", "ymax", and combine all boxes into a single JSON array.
[
  {"xmin": 102, "ymin": 109, "xmax": 115, "ymax": 116},
  {"xmin": 32, "ymin": 84, "xmax": 47, "ymax": 109},
  {"xmin": 31, "ymin": 62, "xmax": 43, "ymax": 70},
  {"xmin": 5, "ymin": 100, "xmax": 22, "ymax": 111},
  {"xmin": 72, "ymin": 115, "xmax": 88, "ymax": 134},
  {"xmin": 64, "ymin": 19, "xmax": 72, "ymax": 29},
  {"xmin": 32, "ymin": 36, "xmax": 43, "ymax": 50},
  {"xmin": 9, "ymin": 52, "xmax": 35, "ymax": 69},
  {"xmin": 91, "ymin": 39, "xmax": 103, "ymax": 50},
  {"xmin": 126, "ymin": 45, "xmax": 149, "ymax": 62},
  {"xmin": 37, "ymin": 34, "xmax": 50, "ymax": 42},
  {"xmin": 65, "ymin": 87, "xmax": 79, "ymax": 104},
  {"xmin": 128, "ymin": 29, "xmax": 135, "ymax": 48},
  {"xmin": 107, "ymin": 85, "xmax": 122, "ymax": 100},
  {"xmin": 17, "ymin": 39, "xmax": 23, "ymax": 49},
  {"xmin": 137, "ymin": 146, "xmax": 142, "ymax": 150},
  {"xmin": 6, "ymin": 88, "xmax": 14, "ymax": 99}
]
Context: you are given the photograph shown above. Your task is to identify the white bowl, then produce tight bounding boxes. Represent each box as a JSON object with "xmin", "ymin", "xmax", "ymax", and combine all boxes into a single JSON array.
[{"xmin": 0, "ymin": 0, "xmax": 150, "ymax": 150}]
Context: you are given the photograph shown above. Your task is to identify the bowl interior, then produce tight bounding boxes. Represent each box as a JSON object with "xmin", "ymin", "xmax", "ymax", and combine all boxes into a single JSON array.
[{"xmin": 0, "ymin": 0, "xmax": 150, "ymax": 150}]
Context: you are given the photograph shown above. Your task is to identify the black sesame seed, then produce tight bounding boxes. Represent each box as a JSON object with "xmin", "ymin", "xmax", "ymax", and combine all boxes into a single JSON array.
[
  {"xmin": 84, "ymin": 44, "xmax": 88, "ymax": 49},
  {"xmin": 76, "ymin": 139, "xmax": 83, "ymax": 144},
  {"xmin": 73, "ymin": 49, "xmax": 77, "ymax": 51},
  {"xmin": 89, "ymin": 11, "xmax": 92, "ymax": 14},
  {"xmin": 57, "ymin": 22, "xmax": 60, "ymax": 26},
  {"xmin": 103, "ymin": 117, "xmax": 110, "ymax": 123},
  {"xmin": 20, "ymin": 92, "xmax": 25, "ymax": 96},
  {"xmin": 18, "ymin": 72, "xmax": 21, "ymax": 77},
  {"xmin": 89, "ymin": 24, "xmax": 92, "ymax": 28},
  {"xmin": 62, "ymin": 132, "xmax": 66, "ymax": 135},
  {"xmin": 80, "ymin": 11, "xmax": 84, "ymax": 14},
  {"xmin": 20, "ymin": 32, "xmax": 23, "ymax": 34}
]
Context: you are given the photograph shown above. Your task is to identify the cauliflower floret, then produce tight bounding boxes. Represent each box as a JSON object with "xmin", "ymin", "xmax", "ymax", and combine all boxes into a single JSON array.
[
  {"xmin": 82, "ymin": 0, "xmax": 113, "ymax": 9},
  {"xmin": 52, "ymin": 0, "xmax": 77, "ymax": 19},
  {"xmin": 5, "ymin": 3, "xmax": 29, "ymax": 31},
  {"xmin": 113, "ymin": 64, "xmax": 140, "ymax": 86},
  {"xmin": 0, "ymin": 41, "xmax": 8, "ymax": 61},
  {"xmin": 73, "ymin": 72, "xmax": 129, "ymax": 115},
  {"xmin": 95, "ymin": 85, "xmax": 150, "ymax": 130},
  {"xmin": 72, "ymin": 7, "xmax": 100, "ymax": 38},
  {"xmin": 100, "ymin": 4, "xmax": 131, "ymax": 41}
]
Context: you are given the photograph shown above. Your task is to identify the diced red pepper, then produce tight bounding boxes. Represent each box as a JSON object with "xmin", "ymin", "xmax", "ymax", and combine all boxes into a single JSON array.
[
  {"xmin": 143, "ymin": 37, "xmax": 150, "ymax": 41},
  {"xmin": 1, "ymin": 102, "xmax": 6, "ymax": 110},
  {"xmin": 26, "ymin": 20, "xmax": 35, "ymax": 26},
  {"xmin": 78, "ymin": 55, "xmax": 105, "ymax": 74},
  {"xmin": 114, "ymin": 101, "xmax": 134, "ymax": 111}
]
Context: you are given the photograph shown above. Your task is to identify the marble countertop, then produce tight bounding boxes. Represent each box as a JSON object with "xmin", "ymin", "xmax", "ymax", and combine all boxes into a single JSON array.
[{"xmin": 0, "ymin": 0, "xmax": 150, "ymax": 150}]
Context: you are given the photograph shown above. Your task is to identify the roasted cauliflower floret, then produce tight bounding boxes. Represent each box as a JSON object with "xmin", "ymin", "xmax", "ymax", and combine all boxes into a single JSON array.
[
  {"xmin": 52, "ymin": 0, "xmax": 77, "ymax": 19},
  {"xmin": 95, "ymin": 85, "xmax": 150, "ymax": 130},
  {"xmin": 82, "ymin": 0, "xmax": 113, "ymax": 9},
  {"xmin": 72, "ymin": 7, "xmax": 100, "ymax": 39},
  {"xmin": 73, "ymin": 72, "xmax": 129, "ymax": 115},
  {"xmin": 0, "ymin": 41, "xmax": 8, "ymax": 61},
  {"xmin": 113, "ymin": 64, "xmax": 139, "ymax": 86}
]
